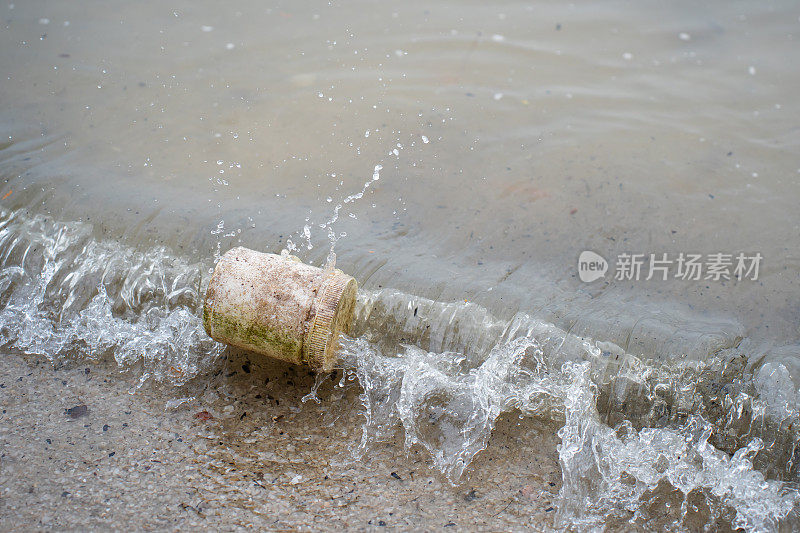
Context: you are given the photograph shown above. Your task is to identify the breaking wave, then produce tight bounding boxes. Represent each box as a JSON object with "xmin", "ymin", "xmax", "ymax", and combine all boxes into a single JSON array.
[
  {"xmin": 342, "ymin": 290, "xmax": 800, "ymax": 530},
  {"xmin": 0, "ymin": 209, "xmax": 223, "ymax": 387},
  {"xmin": 1, "ymin": 207, "xmax": 798, "ymax": 530}
]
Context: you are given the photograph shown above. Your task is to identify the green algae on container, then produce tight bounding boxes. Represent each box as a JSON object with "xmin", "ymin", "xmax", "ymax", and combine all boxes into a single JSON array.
[{"xmin": 203, "ymin": 247, "xmax": 357, "ymax": 371}]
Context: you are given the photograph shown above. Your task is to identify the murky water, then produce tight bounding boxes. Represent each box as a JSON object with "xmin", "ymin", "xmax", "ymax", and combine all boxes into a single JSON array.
[{"xmin": 2, "ymin": 0, "xmax": 799, "ymax": 530}]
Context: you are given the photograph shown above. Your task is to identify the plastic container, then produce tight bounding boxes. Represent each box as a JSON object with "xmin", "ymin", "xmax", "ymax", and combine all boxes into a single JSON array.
[{"xmin": 203, "ymin": 247, "xmax": 357, "ymax": 371}]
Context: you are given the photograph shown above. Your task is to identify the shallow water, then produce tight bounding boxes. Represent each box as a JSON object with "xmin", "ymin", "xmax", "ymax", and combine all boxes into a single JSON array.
[{"xmin": 2, "ymin": 0, "xmax": 800, "ymax": 530}]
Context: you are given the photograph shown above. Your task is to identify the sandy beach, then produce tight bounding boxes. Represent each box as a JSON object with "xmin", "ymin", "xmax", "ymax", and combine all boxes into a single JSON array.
[{"xmin": 0, "ymin": 349, "xmax": 562, "ymax": 530}]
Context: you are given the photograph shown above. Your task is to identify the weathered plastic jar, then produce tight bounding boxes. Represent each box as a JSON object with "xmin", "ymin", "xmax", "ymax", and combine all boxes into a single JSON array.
[{"xmin": 203, "ymin": 247, "xmax": 357, "ymax": 371}]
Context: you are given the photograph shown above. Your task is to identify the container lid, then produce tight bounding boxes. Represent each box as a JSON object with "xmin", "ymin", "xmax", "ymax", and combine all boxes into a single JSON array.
[{"xmin": 304, "ymin": 270, "xmax": 358, "ymax": 371}]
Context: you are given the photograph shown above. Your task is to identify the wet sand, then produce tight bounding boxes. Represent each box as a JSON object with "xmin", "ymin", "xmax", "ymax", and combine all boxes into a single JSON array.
[{"xmin": 0, "ymin": 350, "xmax": 561, "ymax": 531}]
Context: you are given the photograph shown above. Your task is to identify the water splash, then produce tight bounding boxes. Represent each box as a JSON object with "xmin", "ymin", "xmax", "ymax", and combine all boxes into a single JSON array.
[
  {"xmin": 0, "ymin": 209, "xmax": 223, "ymax": 386},
  {"xmin": 340, "ymin": 288, "xmax": 800, "ymax": 530},
  {"xmin": 282, "ymin": 162, "xmax": 384, "ymax": 270},
  {"xmin": 556, "ymin": 361, "xmax": 799, "ymax": 531},
  {"xmin": 341, "ymin": 335, "xmax": 568, "ymax": 481}
]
